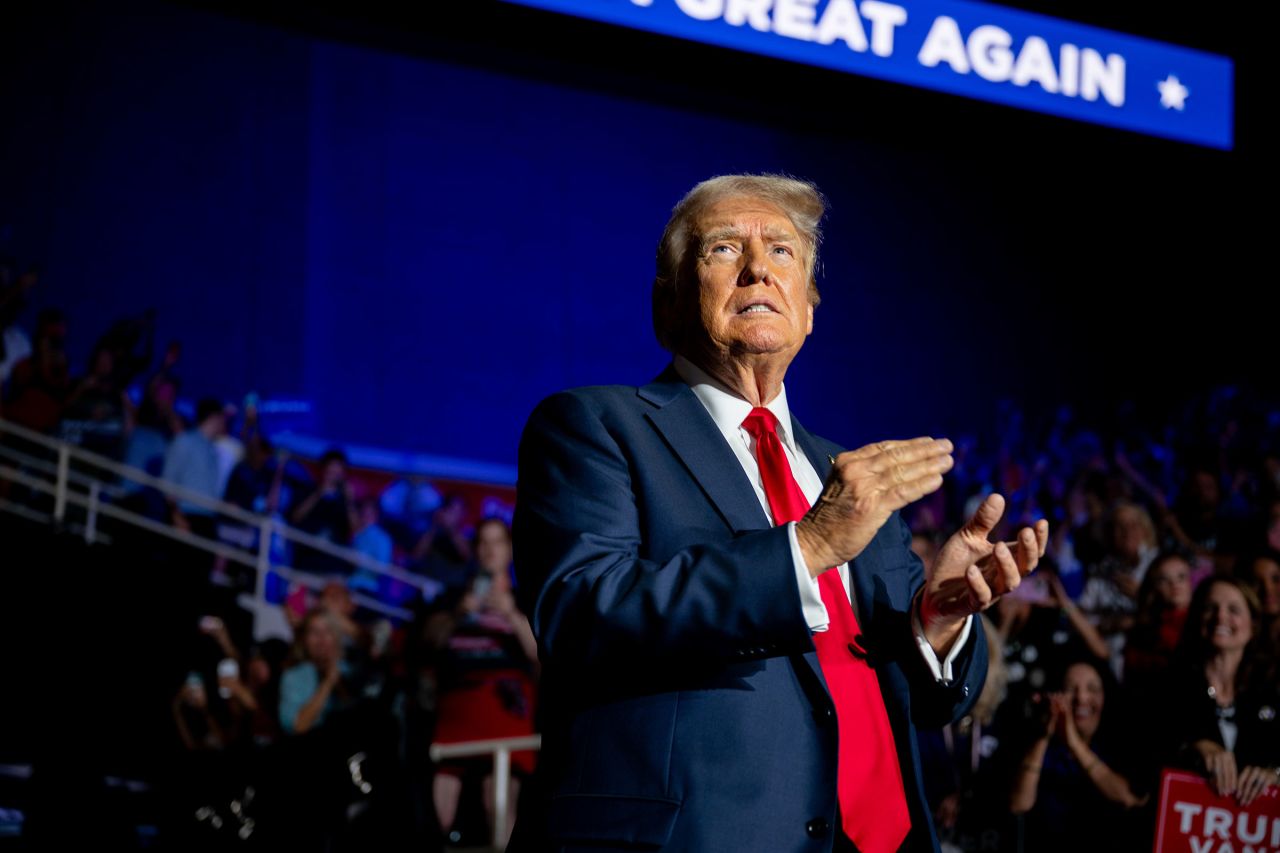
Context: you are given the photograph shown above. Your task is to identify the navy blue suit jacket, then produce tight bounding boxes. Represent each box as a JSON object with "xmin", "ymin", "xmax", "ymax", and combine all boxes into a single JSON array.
[{"xmin": 510, "ymin": 365, "xmax": 987, "ymax": 852}]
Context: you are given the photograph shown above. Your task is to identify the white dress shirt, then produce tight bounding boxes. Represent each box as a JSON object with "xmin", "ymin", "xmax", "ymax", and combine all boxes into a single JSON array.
[{"xmin": 673, "ymin": 356, "xmax": 972, "ymax": 683}]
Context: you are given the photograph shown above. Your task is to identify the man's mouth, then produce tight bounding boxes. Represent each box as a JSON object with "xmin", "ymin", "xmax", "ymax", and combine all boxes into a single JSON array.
[{"xmin": 738, "ymin": 301, "xmax": 778, "ymax": 314}]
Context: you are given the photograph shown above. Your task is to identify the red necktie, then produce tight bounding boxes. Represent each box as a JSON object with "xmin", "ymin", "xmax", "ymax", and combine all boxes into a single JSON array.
[{"xmin": 741, "ymin": 407, "xmax": 910, "ymax": 853}]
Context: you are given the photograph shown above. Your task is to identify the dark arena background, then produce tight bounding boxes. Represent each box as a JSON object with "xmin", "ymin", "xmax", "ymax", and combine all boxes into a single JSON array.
[{"xmin": 0, "ymin": 1, "xmax": 1274, "ymax": 851}]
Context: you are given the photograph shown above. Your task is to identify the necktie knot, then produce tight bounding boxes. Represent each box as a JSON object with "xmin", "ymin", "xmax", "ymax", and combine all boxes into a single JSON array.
[{"xmin": 740, "ymin": 406, "xmax": 779, "ymax": 441}]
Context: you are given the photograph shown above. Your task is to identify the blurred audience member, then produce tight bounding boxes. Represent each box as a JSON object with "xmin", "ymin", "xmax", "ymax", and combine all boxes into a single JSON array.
[
  {"xmin": 351, "ymin": 497, "xmax": 394, "ymax": 594},
  {"xmin": 121, "ymin": 371, "xmax": 184, "ymax": 493},
  {"xmin": 161, "ymin": 397, "xmax": 228, "ymax": 541},
  {"xmin": 1077, "ymin": 501, "xmax": 1159, "ymax": 669},
  {"xmin": 426, "ymin": 518, "xmax": 535, "ymax": 848},
  {"xmin": 1124, "ymin": 550, "xmax": 1194, "ymax": 695},
  {"xmin": 1265, "ymin": 498, "xmax": 1280, "ymax": 553},
  {"xmin": 214, "ymin": 433, "xmax": 291, "ymax": 587},
  {"xmin": 196, "ymin": 615, "xmax": 268, "ymax": 748},
  {"xmin": 60, "ymin": 344, "xmax": 131, "ymax": 457},
  {"xmin": 278, "ymin": 608, "xmax": 351, "ymax": 736},
  {"xmin": 1168, "ymin": 466, "xmax": 1233, "ymax": 569},
  {"xmin": 242, "ymin": 640, "xmax": 288, "ymax": 748},
  {"xmin": 1239, "ymin": 545, "xmax": 1280, "ymax": 617},
  {"xmin": 291, "ymin": 448, "xmax": 358, "ymax": 575},
  {"xmin": 213, "ymin": 402, "xmax": 244, "ymax": 499},
  {"xmin": 379, "ymin": 475, "xmax": 442, "ymax": 551},
  {"xmin": 1161, "ymin": 576, "xmax": 1280, "ymax": 806},
  {"xmin": 149, "ymin": 340, "xmax": 182, "ymax": 389},
  {"xmin": 3, "ymin": 308, "xmax": 71, "ymax": 433},
  {"xmin": 1009, "ymin": 658, "xmax": 1147, "ymax": 852},
  {"xmin": 412, "ymin": 494, "xmax": 472, "ymax": 593},
  {"xmin": 94, "ymin": 312, "xmax": 156, "ymax": 391},
  {"xmin": 59, "ymin": 311, "xmax": 154, "ymax": 456},
  {"xmin": 173, "ymin": 671, "xmax": 227, "ymax": 752},
  {"xmin": 223, "ymin": 434, "xmax": 286, "ymax": 518},
  {"xmin": 473, "ymin": 517, "xmax": 516, "ymax": 588},
  {"xmin": 1238, "ymin": 548, "xmax": 1280, "ymax": 647},
  {"xmin": 318, "ymin": 580, "xmax": 372, "ymax": 652},
  {"xmin": 0, "ymin": 260, "xmax": 36, "ymax": 394}
]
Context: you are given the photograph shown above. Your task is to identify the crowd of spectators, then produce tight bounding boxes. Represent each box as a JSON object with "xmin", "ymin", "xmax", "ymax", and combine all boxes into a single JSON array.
[
  {"xmin": 908, "ymin": 393, "xmax": 1280, "ymax": 851},
  {"xmin": 0, "ymin": 257, "xmax": 498, "ymax": 601},
  {"xmin": 3, "ymin": 265, "xmax": 1278, "ymax": 850},
  {"xmin": 1, "ymin": 268, "xmax": 531, "ymax": 847}
]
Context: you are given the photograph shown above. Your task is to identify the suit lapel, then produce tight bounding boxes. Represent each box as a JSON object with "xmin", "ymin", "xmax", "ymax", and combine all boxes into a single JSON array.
[{"xmin": 639, "ymin": 366, "xmax": 772, "ymax": 534}]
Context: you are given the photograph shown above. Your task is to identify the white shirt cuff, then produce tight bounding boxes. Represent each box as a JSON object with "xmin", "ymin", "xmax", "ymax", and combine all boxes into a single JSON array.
[
  {"xmin": 787, "ymin": 521, "xmax": 830, "ymax": 632},
  {"xmin": 912, "ymin": 597, "xmax": 973, "ymax": 684}
]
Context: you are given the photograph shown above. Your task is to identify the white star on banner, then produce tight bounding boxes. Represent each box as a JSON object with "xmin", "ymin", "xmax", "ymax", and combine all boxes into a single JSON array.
[{"xmin": 1157, "ymin": 75, "xmax": 1190, "ymax": 110}]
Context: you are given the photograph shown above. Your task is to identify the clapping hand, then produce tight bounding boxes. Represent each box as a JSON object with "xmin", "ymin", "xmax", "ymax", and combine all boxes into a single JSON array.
[
  {"xmin": 919, "ymin": 494, "xmax": 1049, "ymax": 652},
  {"xmin": 797, "ymin": 436, "xmax": 954, "ymax": 575},
  {"xmin": 1049, "ymin": 693, "xmax": 1084, "ymax": 746}
]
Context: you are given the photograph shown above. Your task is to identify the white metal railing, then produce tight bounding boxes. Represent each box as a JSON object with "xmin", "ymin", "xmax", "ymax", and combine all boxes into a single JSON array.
[
  {"xmin": 429, "ymin": 735, "xmax": 542, "ymax": 850},
  {"xmin": 0, "ymin": 416, "xmax": 443, "ymax": 631}
]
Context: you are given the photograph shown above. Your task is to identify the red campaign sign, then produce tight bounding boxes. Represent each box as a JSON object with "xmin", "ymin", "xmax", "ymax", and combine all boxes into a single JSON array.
[{"xmin": 1154, "ymin": 769, "xmax": 1280, "ymax": 853}]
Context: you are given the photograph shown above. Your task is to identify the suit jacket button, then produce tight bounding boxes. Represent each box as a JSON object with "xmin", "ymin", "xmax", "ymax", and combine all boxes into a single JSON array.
[
  {"xmin": 962, "ymin": 684, "xmax": 970, "ymax": 697},
  {"xmin": 806, "ymin": 818, "xmax": 829, "ymax": 838}
]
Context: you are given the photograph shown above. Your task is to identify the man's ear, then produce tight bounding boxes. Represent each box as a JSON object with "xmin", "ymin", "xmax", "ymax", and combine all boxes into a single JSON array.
[{"xmin": 805, "ymin": 301, "xmax": 814, "ymax": 336}]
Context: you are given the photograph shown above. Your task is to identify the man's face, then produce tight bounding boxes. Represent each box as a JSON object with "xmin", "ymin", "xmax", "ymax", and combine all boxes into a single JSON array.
[{"xmin": 687, "ymin": 195, "xmax": 814, "ymax": 362}]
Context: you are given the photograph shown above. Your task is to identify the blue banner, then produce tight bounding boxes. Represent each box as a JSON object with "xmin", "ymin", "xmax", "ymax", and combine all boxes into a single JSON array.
[{"xmin": 501, "ymin": 0, "xmax": 1232, "ymax": 149}]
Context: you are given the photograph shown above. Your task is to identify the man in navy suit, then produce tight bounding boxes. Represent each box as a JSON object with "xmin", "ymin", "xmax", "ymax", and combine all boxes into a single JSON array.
[{"xmin": 510, "ymin": 175, "xmax": 1048, "ymax": 852}]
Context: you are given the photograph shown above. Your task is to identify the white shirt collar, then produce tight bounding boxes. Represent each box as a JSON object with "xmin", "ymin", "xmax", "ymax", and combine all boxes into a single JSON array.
[{"xmin": 672, "ymin": 354, "xmax": 798, "ymax": 454}]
